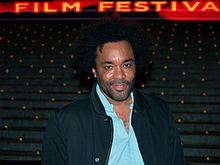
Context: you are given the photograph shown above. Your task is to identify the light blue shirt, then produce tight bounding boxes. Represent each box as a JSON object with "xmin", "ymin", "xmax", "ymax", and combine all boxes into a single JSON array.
[{"xmin": 96, "ymin": 84, "xmax": 145, "ymax": 165}]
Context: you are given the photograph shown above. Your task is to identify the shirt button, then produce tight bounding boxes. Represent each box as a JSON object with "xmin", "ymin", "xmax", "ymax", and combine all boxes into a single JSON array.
[
  {"xmin": 95, "ymin": 157, "xmax": 100, "ymax": 163},
  {"xmin": 104, "ymin": 118, "xmax": 108, "ymax": 122},
  {"xmin": 134, "ymin": 109, "xmax": 137, "ymax": 113}
]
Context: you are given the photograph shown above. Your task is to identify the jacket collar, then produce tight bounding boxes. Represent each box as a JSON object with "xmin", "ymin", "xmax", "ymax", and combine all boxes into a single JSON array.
[
  {"xmin": 90, "ymin": 83, "xmax": 150, "ymax": 115},
  {"xmin": 133, "ymin": 88, "xmax": 151, "ymax": 111}
]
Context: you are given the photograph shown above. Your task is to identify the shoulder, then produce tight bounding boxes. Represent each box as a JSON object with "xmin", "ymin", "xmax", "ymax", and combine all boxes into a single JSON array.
[
  {"xmin": 43, "ymin": 95, "xmax": 92, "ymax": 144},
  {"xmin": 135, "ymin": 89, "xmax": 172, "ymax": 119},
  {"xmin": 135, "ymin": 89, "xmax": 178, "ymax": 132},
  {"xmin": 135, "ymin": 89, "xmax": 168, "ymax": 110},
  {"xmin": 142, "ymin": 91, "xmax": 167, "ymax": 105},
  {"xmin": 50, "ymin": 95, "xmax": 91, "ymax": 123}
]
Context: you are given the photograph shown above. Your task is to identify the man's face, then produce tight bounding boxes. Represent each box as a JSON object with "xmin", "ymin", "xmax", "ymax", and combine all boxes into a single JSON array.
[{"xmin": 92, "ymin": 40, "xmax": 136, "ymax": 102}]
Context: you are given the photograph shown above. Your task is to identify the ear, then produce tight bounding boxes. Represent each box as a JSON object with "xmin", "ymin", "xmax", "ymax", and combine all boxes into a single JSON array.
[{"xmin": 92, "ymin": 68, "xmax": 97, "ymax": 78}]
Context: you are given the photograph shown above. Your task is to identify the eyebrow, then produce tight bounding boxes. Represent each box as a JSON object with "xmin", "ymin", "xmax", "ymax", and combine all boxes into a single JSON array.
[
  {"xmin": 101, "ymin": 58, "xmax": 134, "ymax": 65},
  {"xmin": 124, "ymin": 58, "xmax": 134, "ymax": 63}
]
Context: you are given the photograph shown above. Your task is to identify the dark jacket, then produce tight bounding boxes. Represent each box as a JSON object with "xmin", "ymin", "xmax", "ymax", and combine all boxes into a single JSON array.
[{"xmin": 42, "ymin": 84, "xmax": 186, "ymax": 165}]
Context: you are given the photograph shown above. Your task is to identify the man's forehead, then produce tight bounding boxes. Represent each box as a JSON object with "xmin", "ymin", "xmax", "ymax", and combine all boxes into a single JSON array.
[
  {"xmin": 97, "ymin": 40, "xmax": 133, "ymax": 53},
  {"xmin": 96, "ymin": 41, "xmax": 133, "ymax": 56}
]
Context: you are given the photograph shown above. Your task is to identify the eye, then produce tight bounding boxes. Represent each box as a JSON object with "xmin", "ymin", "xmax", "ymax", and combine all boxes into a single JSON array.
[
  {"xmin": 124, "ymin": 63, "xmax": 132, "ymax": 68},
  {"xmin": 104, "ymin": 65, "xmax": 113, "ymax": 70}
]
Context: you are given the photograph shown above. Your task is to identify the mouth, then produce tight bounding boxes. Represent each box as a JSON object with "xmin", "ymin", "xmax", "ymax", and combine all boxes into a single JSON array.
[{"xmin": 111, "ymin": 83, "xmax": 128, "ymax": 92}]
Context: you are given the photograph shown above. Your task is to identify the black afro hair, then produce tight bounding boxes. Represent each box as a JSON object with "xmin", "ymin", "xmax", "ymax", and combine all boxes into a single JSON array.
[{"xmin": 73, "ymin": 15, "xmax": 150, "ymax": 87}]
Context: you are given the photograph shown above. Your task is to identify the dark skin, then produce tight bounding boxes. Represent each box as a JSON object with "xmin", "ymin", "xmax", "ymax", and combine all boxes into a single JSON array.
[{"xmin": 92, "ymin": 41, "xmax": 136, "ymax": 133}]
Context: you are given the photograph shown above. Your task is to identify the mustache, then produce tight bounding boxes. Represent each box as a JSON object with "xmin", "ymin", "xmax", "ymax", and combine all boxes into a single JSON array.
[{"xmin": 108, "ymin": 80, "xmax": 131, "ymax": 86}]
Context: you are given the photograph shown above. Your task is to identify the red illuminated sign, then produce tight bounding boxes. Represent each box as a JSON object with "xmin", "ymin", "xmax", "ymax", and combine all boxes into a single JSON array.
[
  {"xmin": 0, "ymin": 1, "xmax": 219, "ymax": 21},
  {"xmin": 14, "ymin": 2, "xmax": 81, "ymax": 13}
]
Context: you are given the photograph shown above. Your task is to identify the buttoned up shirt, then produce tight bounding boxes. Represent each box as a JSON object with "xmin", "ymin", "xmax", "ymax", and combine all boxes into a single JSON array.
[{"xmin": 96, "ymin": 84, "xmax": 145, "ymax": 165}]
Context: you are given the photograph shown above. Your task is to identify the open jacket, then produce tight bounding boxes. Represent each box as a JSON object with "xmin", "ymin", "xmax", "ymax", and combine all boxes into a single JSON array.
[{"xmin": 42, "ymin": 84, "xmax": 186, "ymax": 165}]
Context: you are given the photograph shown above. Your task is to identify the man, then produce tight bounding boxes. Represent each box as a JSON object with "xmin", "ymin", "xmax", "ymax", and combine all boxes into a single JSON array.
[{"xmin": 42, "ymin": 17, "xmax": 186, "ymax": 165}]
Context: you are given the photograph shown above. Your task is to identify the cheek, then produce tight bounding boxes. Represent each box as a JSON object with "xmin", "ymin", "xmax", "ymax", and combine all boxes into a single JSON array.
[
  {"xmin": 126, "ymin": 70, "xmax": 135, "ymax": 79},
  {"xmin": 103, "ymin": 71, "xmax": 114, "ymax": 80},
  {"xmin": 97, "ymin": 70, "xmax": 113, "ymax": 84}
]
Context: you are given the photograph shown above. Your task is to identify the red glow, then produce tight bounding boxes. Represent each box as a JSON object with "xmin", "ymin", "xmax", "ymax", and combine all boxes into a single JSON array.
[
  {"xmin": 201, "ymin": 1, "xmax": 219, "ymax": 11},
  {"xmin": 159, "ymin": 0, "xmax": 220, "ymax": 21}
]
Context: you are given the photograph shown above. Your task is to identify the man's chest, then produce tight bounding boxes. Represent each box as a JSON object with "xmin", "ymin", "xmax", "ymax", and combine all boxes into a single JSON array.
[{"xmin": 114, "ymin": 106, "xmax": 131, "ymax": 133}]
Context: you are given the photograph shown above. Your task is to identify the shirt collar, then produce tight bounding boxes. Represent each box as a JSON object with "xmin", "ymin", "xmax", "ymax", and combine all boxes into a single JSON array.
[{"xmin": 96, "ymin": 84, "xmax": 134, "ymax": 112}]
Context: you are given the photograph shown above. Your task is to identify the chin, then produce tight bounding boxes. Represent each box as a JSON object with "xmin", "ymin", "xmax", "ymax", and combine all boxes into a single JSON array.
[{"xmin": 111, "ymin": 93, "xmax": 130, "ymax": 101}]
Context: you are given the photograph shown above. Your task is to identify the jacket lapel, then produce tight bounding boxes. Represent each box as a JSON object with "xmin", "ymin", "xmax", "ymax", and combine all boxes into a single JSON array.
[
  {"xmin": 132, "ymin": 89, "xmax": 157, "ymax": 165},
  {"xmin": 90, "ymin": 83, "xmax": 106, "ymax": 115}
]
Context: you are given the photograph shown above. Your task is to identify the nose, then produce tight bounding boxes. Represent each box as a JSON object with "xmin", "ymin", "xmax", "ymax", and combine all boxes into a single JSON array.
[{"xmin": 113, "ymin": 67, "xmax": 126, "ymax": 80}]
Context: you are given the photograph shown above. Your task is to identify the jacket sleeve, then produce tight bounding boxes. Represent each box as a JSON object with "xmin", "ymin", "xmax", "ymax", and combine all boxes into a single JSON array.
[
  {"xmin": 41, "ymin": 112, "xmax": 68, "ymax": 165},
  {"xmin": 166, "ymin": 103, "xmax": 186, "ymax": 165}
]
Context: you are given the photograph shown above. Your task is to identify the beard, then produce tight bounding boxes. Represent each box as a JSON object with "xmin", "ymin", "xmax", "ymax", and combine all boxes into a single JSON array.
[{"xmin": 97, "ymin": 75, "xmax": 135, "ymax": 102}]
